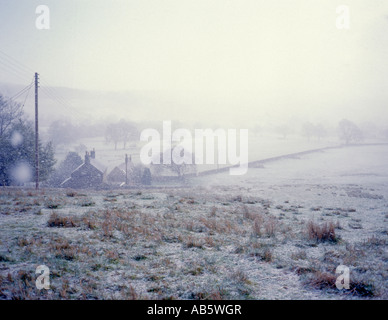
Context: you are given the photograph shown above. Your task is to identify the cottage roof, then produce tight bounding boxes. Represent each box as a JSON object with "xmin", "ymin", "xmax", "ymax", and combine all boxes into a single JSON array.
[
  {"xmin": 117, "ymin": 161, "xmax": 135, "ymax": 172},
  {"xmin": 71, "ymin": 158, "xmax": 107, "ymax": 175},
  {"xmin": 90, "ymin": 158, "xmax": 107, "ymax": 173}
]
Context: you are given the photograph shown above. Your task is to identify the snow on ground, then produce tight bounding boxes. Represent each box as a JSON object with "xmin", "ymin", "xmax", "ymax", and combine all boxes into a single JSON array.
[
  {"xmin": 54, "ymin": 133, "xmax": 341, "ymax": 173},
  {"xmin": 0, "ymin": 144, "xmax": 387, "ymax": 300},
  {"xmin": 194, "ymin": 144, "xmax": 388, "ymax": 186}
]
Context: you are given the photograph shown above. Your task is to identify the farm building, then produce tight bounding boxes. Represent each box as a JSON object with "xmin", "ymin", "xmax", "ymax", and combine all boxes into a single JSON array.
[
  {"xmin": 107, "ymin": 155, "xmax": 136, "ymax": 185},
  {"xmin": 105, "ymin": 155, "xmax": 153, "ymax": 186},
  {"xmin": 60, "ymin": 150, "xmax": 107, "ymax": 189}
]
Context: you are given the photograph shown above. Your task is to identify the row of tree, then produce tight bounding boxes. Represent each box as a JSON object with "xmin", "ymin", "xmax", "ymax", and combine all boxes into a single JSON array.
[
  {"xmin": 337, "ymin": 119, "xmax": 364, "ymax": 144},
  {"xmin": 303, "ymin": 119, "xmax": 363, "ymax": 144},
  {"xmin": 254, "ymin": 119, "xmax": 369, "ymax": 144},
  {"xmin": 47, "ymin": 115, "xmax": 383, "ymax": 150},
  {"xmin": 0, "ymin": 94, "xmax": 56, "ymax": 186},
  {"xmin": 47, "ymin": 119, "xmax": 107, "ymax": 146},
  {"xmin": 105, "ymin": 119, "xmax": 139, "ymax": 150},
  {"xmin": 47, "ymin": 118, "xmax": 140, "ymax": 151}
]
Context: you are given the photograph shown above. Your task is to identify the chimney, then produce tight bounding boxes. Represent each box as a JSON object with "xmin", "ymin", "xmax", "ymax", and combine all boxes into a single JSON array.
[
  {"xmin": 90, "ymin": 148, "xmax": 95, "ymax": 159},
  {"xmin": 85, "ymin": 151, "xmax": 90, "ymax": 164}
]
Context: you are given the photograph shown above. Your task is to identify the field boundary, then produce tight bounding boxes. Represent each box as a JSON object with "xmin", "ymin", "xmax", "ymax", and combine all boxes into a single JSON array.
[{"xmin": 189, "ymin": 142, "xmax": 388, "ymax": 177}]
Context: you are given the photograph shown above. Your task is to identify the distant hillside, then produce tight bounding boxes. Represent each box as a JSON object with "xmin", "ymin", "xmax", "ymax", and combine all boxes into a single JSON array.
[{"xmin": 0, "ymin": 82, "xmax": 187, "ymax": 126}]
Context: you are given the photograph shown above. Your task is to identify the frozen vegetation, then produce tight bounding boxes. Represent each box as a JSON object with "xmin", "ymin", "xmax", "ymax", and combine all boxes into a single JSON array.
[{"xmin": 0, "ymin": 145, "xmax": 387, "ymax": 300}]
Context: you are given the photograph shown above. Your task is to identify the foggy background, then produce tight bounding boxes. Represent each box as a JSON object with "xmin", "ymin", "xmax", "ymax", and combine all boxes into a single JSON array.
[
  {"xmin": 1, "ymin": 0, "xmax": 388, "ymax": 172},
  {"xmin": 1, "ymin": 0, "xmax": 387, "ymax": 126}
]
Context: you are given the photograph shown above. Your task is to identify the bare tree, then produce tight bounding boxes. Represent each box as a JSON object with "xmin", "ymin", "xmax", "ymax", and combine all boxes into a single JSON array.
[
  {"xmin": 118, "ymin": 119, "xmax": 139, "ymax": 149},
  {"xmin": 315, "ymin": 123, "xmax": 327, "ymax": 141},
  {"xmin": 302, "ymin": 122, "xmax": 327, "ymax": 141},
  {"xmin": 105, "ymin": 120, "xmax": 139, "ymax": 150},
  {"xmin": 276, "ymin": 124, "xmax": 291, "ymax": 139},
  {"xmin": 0, "ymin": 95, "xmax": 23, "ymax": 137},
  {"xmin": 338, "ymin": 119, "xmax": 363, "ymax": 144},
  {"xmin": 105, "ymin": 123, "xmax": 121, "ymax": 150},
  {"xmin": 302, "ymin": 122, "xmax": 315, "ymax": 141}
]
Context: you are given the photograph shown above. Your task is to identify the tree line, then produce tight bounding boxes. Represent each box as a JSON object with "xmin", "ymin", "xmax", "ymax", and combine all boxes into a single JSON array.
[
  {"xmin": 47, "ymin": 118, "xmax": 140, "ymax": 150},
  {"xmin": 255, "ymin": 119, "xmax": 387, "ymax": 144}
]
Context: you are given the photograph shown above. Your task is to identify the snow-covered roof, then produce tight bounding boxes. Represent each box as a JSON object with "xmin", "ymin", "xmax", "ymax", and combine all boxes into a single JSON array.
[
  {"xmin": 117, "ymin": 161, "xmax": 135, "ymax": 171},
  {"xmin": 70, "ymin": 157, "xmax": 107, "ymax": 175},
  {"xmin": 90, "ymin": 158, "xmax": 107, "ymax": 173}
]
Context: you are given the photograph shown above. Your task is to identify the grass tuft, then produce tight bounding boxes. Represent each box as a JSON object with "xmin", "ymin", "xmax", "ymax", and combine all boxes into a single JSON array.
[
  {"xmin": 47, "ymin": 212, "xmax": 79, "ymax": 228},
  {"xmin": 307, "ymin": 220, "xmax": 338, "ymax": 243}
]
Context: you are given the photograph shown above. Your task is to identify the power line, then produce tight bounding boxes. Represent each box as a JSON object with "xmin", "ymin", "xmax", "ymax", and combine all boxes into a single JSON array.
[
  {"xmin": 0, "ymin": 50, "xmax": 35, "ymax": 75},
  {"xmin": 39, "ymin": 86, "xmax": 70, "ymax": 110},
  {"xmin": 0, "ymin": 51, "xmax": 74, "ymax": 104},
  {"xmin": 39, "ymin": 78, "xmax": 91, "ymax": 119},
  {"xmin": 0, "ymin": 53, "xmax": 33, "ymax": 81},
  {"xmin": 0, "ymin": 62, "xmax": 31, "ymax": 84},
  {"xmin": 0, "ymin": 78, "xmax": 34, "ymax": 116},
  {"xmin": 39, "ymin": 82, "xmax": 73, "ymax": 107},
  {"xmin": 39, "ymin": 80, "xmax": 84, "ymax": 109},
  {"xmin": 0, "ymin": 50, "xmax": 89, "ymax": 119},
  {"xmin": 9, "ymin": 81, "xmax": 34, "ymax": 101},
  {"xmin": 0, "ymin": 57, "xmax": 31, "ymax": 79},
  {"xmin": 0, "ymin": 52, "xmax": 83, "ymax": 112},
  {"xmin": 39, "ymin": 85, "xmax": 87, "ymax": 119},
  {"xmin": 22, "ymin": 80, "xmax": 34, "ymax": 108}
]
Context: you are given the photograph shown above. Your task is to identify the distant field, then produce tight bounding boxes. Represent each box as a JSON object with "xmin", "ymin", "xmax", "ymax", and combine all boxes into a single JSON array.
[
  {"xmin": 54, "ymin": 133, "xmax": 341, "ymax": 173},
  {"xmin": 0, "ymin": 145, "xmax": 387, "ymax": 300}
]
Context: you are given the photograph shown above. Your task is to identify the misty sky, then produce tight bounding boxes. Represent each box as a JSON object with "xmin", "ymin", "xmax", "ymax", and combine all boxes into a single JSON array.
[{"xmin": 0, "ymin": 0, "xmax": 387, "ymax": 127}]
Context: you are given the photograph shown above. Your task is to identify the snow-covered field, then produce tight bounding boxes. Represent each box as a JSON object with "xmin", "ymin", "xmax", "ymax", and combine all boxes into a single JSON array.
[
  {"xmin": 0, "ymin": 144, "xmax": 387, "ymax": 300},
  {"xmin": 54, "ymin": 133, "xmax": 341, "ymax": 173}
]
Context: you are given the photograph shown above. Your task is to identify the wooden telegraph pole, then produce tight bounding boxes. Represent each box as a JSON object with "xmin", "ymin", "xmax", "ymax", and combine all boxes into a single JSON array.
[{"xmin": 35, "ymin": 72, "xmax": 39, "ymax": 190}]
